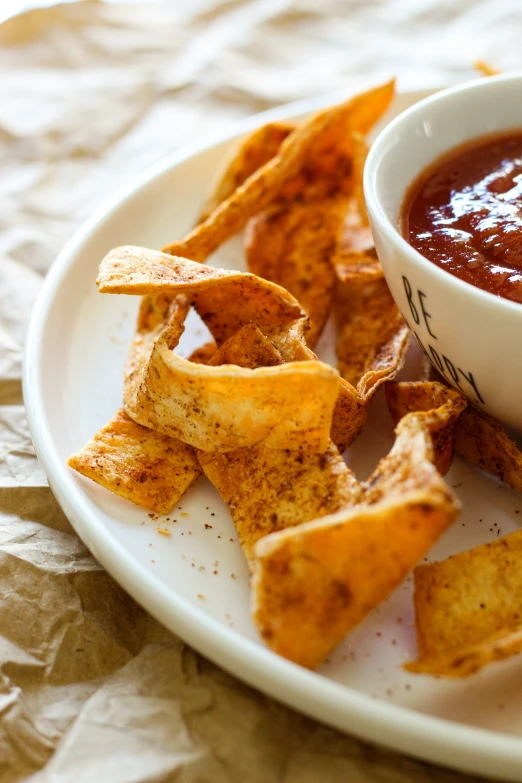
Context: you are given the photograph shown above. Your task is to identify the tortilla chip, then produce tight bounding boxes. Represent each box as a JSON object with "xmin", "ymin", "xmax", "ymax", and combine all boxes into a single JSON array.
[
  {"xmin": 208, "ymin": 322, "xmax": 283, "ymax": 368},
  {"xmin": 406, "ymin": 529, "xmax": 522, "ymax": 676},
  {"xmin": 198, "ymin": 322, "xmax": 359, "ymax": 564},
  {"xmin": 385, "ymin": 381, "xmax": 467, "ymax": 476},
  {"xmin": 474, "ymin": 60, "xmax": 500, "ymax": 76},
  {"xmin": 162, "ymin": 80, "xmax": 395, "ymax": 262},
  {"xmin": 329, "ymin": 277, "xmax": 409, "ymax": 450},
  {"xmin": 245, "ymin": 196, "xmax": 346, "ymax": 347},
  {"xmin": 97, "ymin": 245, "xmax": 306, "ymax": 345},
  {"xmin": 332, "ymin": 247, "xmax": 383, "ymax": 283},
  {"xmin": 188, "ymin": 341, "xmax": 217, "ymax": 364},
  {"xmin": 455, "ymin": 406, "xmax": 522, "ymax": 493},
  {"xmin": 123, "ymin": 297, "xmax": 339, "ymax": 453},
  {"xmin": 198, "ymin": 122, "xmax": 295, "ymax": 222},
  {"xmin": 335, "ymin": 278, "xmax": 407, "ymax": 392},
  {"xmin": 199, "ymin": 442, "xmax": 359, "ymax": 566},
  {"xmin": 252, "ymin": 404, "xmax": 460, "ymax": 668},
  {"xmin": 68, "ymin": 409, "xmax": 201, "ymax": 514},
  {"xmin": 419, "ymin": 359, "xmax": 522, "ymax": 493}
]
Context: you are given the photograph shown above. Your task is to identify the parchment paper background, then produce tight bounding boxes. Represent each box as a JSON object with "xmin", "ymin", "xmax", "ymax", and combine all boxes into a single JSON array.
[{"xmin": 1, "ymin": 1, "xmax": 520, "ymax": 780}]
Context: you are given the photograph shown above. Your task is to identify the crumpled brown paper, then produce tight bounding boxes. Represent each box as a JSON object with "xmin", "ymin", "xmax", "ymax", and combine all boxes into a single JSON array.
[{"xmin": 0, "ymin": 1, "xmax": 513, "ymax": 780}]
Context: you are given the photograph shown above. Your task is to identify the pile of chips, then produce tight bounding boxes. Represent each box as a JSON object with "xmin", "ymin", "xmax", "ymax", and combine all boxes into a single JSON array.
[{"xmin": 69, "ymin": 80, "xmax": 522, "ymax": 675}]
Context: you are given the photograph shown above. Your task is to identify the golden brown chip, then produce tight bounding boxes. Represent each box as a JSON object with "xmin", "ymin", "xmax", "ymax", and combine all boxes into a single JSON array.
[
  {"xmin": 418, "ymin": 359, "xmax": 522, "ymax": 493},
  {"xmin": 188, "ymin": 341, "xmax": 217, "ymax": 365},
  {"xmin": 329, "ymin": 277, "xmax": 410, "ymax": 450},
  {"xmin": 351, "ymin": 130, "xmax": 369, "ymax": 226},
  {"xmin": 162, "ymin": 80, "xmax": 395, "ymax": 262},
  {"xmin": 208, "ymin": 322, "xmax": 283, "ymax": 369},
  {"xmin": 406, "ymin": 529, "xmax": 522, "ymax": 676},
  {"xmin": 251, "ymin": 404, "xmax": 460, "ymax": 668},
  {"xmin": 474, "ymin": 60, "xmax": 500, "ymax": 76},
  {"xmin": 198, "ymin": 322, "xmax": 359, "ymax": 565},
  {"xmin": 123, "ymin": 297, "xmax": 339, "ymax": 453},
  {"xmin": 332, "ymin": 247, "xmax": 383, "ymax": 284},
  {"xmin": 245, "ymin": 196, "xmax": 346, "ymax": 347},
  {"xmin": 386, "ymin": 381, "xmax": 467, "ymax": 476},
  {"xmin": 199, "ymin": 122, "xmax": 295, "ymax": 222},
  {"xmin": 97, "ymin": 245, "xmax": 306, "ymax": 345},
  {"xmin": 335, "ymin": 278, "xmax": 407, "ymax": 392},
  {"xmin": 199, "ymin": 443, "xmax": 359, "ymax": 566},
  {"xmin": 68, "ymin": 409, "xmax": 201, "ymax": 514},
  {"xmin": 455, "ymin": 406, "xmax": 522, "ymax": 493}
]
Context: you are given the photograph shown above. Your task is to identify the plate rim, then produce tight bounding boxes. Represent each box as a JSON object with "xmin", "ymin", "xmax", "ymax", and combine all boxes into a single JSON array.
[{"xmin": 23, "ymin": 83, "xmax": 522, "ymax": 782}]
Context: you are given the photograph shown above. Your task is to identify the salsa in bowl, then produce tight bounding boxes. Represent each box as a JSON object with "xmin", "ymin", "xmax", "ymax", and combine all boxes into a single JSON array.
[{"xmin": 364, "ymin": 74, "xmax": 522, "ymax": 432}]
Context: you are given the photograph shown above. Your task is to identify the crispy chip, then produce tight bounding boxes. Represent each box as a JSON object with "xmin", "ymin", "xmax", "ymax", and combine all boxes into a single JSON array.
[
  {"xmin": 199, "ymin": 442, "xmax": 359, "ymax": 566},
  {"xmin": 330, "ymin": 277, "xmax": 409, "ymax": 450},
  {"xmin": 332, "ymin": 247, "xmax": 383, "ymax": 284},
  {"xmin": 406, "ymin": 529, "xmax": 522, "ymax": 676},
  {"xmin": 68, "ymin": 409, "xmax": 201, "ymax": 514},
  {"xmin": 252, "ymin": 405, "xmax": 460, "ymax": 668},
  {"xmin": 198, "ymin": 322, "xmax": 359, "ymax": 564},
  {"xmin": 162, "ymin": 80, "xmax": 395, "ymax": 262},
  {"xmin": 419, "ymin": 358, "xmax": 522, "ymax": 492},
  {"xmin": 97, "ymin": 245, "xmax": 306, "ymax": 345},
  {"xmin": 208, "ymin": 322, "xmax": 283, "ymax": 368},
  {"xmin": 244, "ymin": 196, "xmax": 346, "ymax": 347},
  {"xmin": 188, "ymin": 341, "xmax": 217, "ymax": 365},
  {"xmin": 474, "ymin": 60, "xmax": 500, "ymax": 76},
  {"xmin": 123, "ymin": 296, "xmax": 339, "ymax": 453},
  {"xmin": 335, "ymin": 278, "xmax": 407, "ymax": 391},
  {"xmin": 386, "ymin": 381, "xmax": 467, "ymax": 475},
  {"xmin": 455, "ymin": 406, "xmax": 522, "ymax": 493},
  {"xmin": 198, "ymin": 122, "xmax": 295, "ymax": 222}
]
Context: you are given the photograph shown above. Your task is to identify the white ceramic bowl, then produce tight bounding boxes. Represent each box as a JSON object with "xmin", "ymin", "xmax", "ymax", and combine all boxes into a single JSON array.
[{"xmin": 364, "ymin": 73, "xmax": 522, "ymax": 431}]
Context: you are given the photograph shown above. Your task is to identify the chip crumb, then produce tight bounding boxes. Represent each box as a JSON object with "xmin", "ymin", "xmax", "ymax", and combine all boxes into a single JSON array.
[
  {"xmin": 231, "ymin": 573, "xmax": 237, "ymax": 580},
  {"xmin": 213, "ymin": 570, "xmax": 218, "ymax": 575},
  {"xmin": 156, "ymin": 527, "xmax": 171, "ymax": 537},
  {"xmin": 197, "ymin": 594, "xmax": 205, "ymax": 600},
  {"xmin": 213, "ymin": 560, "xmax": 219, "ymax": 567},
  {"xmin": 198, "ymin": 566, "xmax": 205, "ymax": 572},
  {"xmin": 180, "ymin": 511, "xmax": 189, "ymax": 518},
  {"xmin": 217, "ymin": 535, "xmax": 221, "ymax": 539}
]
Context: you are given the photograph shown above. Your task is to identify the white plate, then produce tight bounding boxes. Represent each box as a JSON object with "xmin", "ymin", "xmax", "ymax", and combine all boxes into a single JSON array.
[{"xmin": 24, "ymin": 87, "xmax": 522, "ymax": 782}]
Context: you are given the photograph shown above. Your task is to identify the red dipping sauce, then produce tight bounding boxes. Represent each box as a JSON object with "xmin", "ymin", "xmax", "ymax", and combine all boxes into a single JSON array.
[{"xmin": 403, "ymin": 132, "xmax": 522, "ymax": 304}]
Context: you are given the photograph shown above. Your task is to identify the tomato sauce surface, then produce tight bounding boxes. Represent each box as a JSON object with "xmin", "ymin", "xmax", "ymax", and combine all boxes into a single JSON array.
[{"xmin": 403, "ymin": 132, "xmax": 522, "ymax": 304}]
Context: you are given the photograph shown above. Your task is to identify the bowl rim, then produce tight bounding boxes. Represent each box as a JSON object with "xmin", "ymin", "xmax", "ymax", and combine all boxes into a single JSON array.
[{"xmin": 364, "ymin": 72, "xmax": 522, "ymax": 317}]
